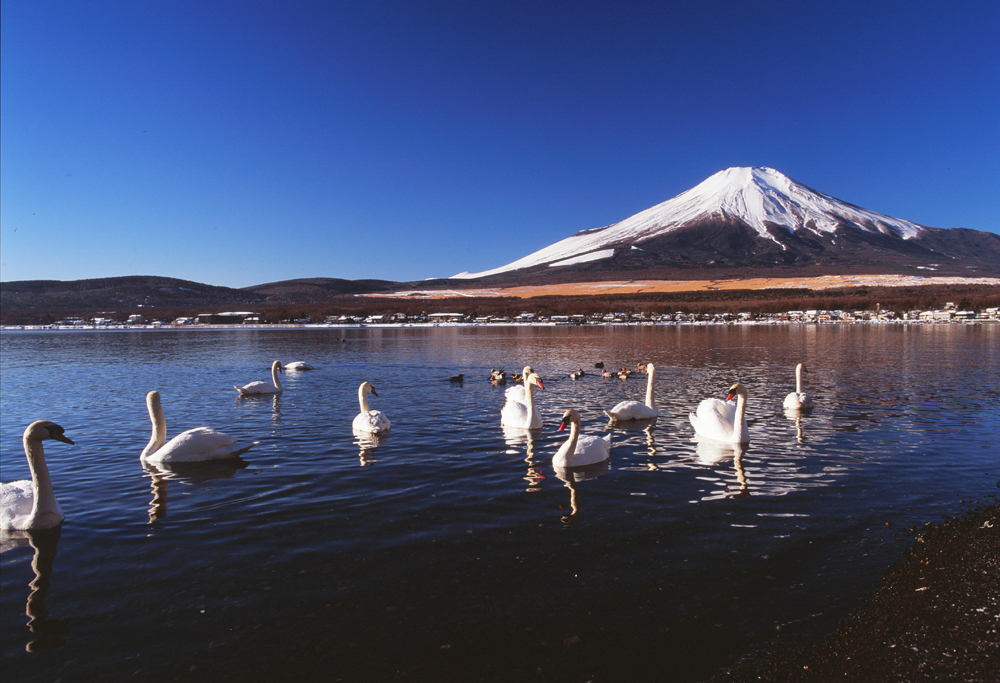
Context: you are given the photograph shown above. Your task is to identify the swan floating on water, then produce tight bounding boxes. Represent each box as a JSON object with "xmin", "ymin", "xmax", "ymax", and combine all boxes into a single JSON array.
[
  {"xmin": 552, "ymin": 409, "xmax": 611, "ymax": 468},
  {"xmin": 690, "ymin": 382, "xmax": 750, "ymax": 444},
  {"xmin": 783, "ymin": 363, "xmax": 814, "ymax": 411},
  {"xmin": 235, "ymin": 360, "xmax": 284, "ymax": 396},
  {"xmin": 141, "ymin": 391, "xmax": 258, "ymax": 464},
  {"xmin": 501, "ymin": 367, "xmax": 544, "ymax": 429},
  {"xmin": 2, "ymin": 421, "xmax": 74, "ymax": 531},
  {"xmin": 283, "ymin": 361, "xmax": 315, "ymax": 371},
  {"xmin": 353, "ymin": 381, "xmax": 391, "ymax": 433},
  {"xmin": 604, "ymin": 363, "xmax": 658, "ymax": 421}
]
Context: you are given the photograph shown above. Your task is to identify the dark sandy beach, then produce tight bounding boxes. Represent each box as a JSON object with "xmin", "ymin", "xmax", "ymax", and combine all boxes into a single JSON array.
[{"xmin": 712, "ymin": 501, "xmax": 998, "ymax": 682}]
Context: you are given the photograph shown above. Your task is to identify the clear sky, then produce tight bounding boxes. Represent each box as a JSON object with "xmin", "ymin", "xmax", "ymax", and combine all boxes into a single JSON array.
[{"xmin": 2, "ymin": 0, "xmax": 998, "ymax": 288}]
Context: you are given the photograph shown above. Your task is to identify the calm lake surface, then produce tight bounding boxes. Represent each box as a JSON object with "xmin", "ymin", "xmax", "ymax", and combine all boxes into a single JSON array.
[{"xmin": 2, "ymin": 324, "xmax": 997, "ymax": 682}]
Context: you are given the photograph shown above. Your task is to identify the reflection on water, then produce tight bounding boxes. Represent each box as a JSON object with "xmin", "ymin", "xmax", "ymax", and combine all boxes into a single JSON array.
[
  {"xmin": 0, "ymin": 528, "xmax": 68, "ymax": 652},
  {"xmin": 354, "ymin": 429, "xmax": 389, "ymax": 465},
  {"xmin": 144, "ymin": 460, "xmax": 249, "ymax": 523},
  {"xmin": 503, "ymin": 426, "xmax": 543, "ymax": 491},
  {"xmin": 554, "ymin": 459, "xmax": 610, "ymax": 526},
  {"xmin": 1, "ymin": 325, "xmax": 997, "ymax": 682}
]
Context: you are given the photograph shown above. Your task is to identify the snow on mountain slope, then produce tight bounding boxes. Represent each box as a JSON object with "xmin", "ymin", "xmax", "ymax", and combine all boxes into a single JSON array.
[{"xmin": 452, "ymin": 167, "xmax": 926, "ymax": 279}]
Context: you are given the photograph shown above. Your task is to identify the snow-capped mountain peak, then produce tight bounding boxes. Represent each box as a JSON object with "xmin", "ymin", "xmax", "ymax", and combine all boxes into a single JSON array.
[{"xmin": 452, "ymin": 167, "xmax": 927, "ymax": 279}]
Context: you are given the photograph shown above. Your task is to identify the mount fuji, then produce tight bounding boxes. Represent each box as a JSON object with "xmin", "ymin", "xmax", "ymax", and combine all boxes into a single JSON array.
[{"xmin": 452, "ymin": 167, "xmax": 1000, "ymax": 281}]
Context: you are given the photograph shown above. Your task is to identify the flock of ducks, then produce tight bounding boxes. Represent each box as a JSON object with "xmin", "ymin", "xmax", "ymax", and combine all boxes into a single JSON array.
[{"xmin": 1, "ymin": 360, "xmax": 813, "ymax": 533}]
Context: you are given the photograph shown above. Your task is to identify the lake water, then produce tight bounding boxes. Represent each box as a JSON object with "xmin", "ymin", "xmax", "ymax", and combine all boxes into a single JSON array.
[{"xmin": 2, "ymin": 324, "xmax": 997, "ymax": 683}]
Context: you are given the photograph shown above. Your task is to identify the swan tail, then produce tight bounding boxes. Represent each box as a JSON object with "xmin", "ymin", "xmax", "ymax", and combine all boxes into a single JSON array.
[
  {"xmin": 233, "ymin": 441, "xmax": 259, "ymax": 457},
  {"xmin": 234, "ymin": 385, "xmax": 249, "ymax": 396}
]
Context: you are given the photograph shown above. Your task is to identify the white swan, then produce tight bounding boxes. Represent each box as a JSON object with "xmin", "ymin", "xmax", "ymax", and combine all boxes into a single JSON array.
[
  {"xmin": 353, "ymin": 381, "xmax": 390, "ymax": 433},
  {"xmin": 500, "ymin": 367, "xmax": 544, "ymax": 429},
  {"xmin": 553, "ymin": 409, "xmax": 611, "ymax": 468},
  {"xmin": 690, "ymin": 382, "xmax": 750, "ymax": 444},
  {"xmin": 2, "ymin": 421, "xmax": 74, "ymax": 531},
  {"xmin": 604, "ymin": 362, "xmax": 658, "ymax": 421},
  {"xmin": 283, "ymin": 361, "xmax": 315, "ymax": 371},
  {"xmin": 141, "ymin": 391, "xmax": 258, "ymax": 464},
  {"xmin": 783, "ymin": 363, "xmax": 814, "ymax": 411},
  {"xmin": 235, "ymin": 360, "xmax": 283, "ymax": 396}
]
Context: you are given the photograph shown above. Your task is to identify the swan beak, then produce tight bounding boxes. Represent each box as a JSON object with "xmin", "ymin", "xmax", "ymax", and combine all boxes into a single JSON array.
[
  {"xmin": 558, "ymin": 419, "xmax": 568, "ymax": 432},
  {"xmin": 55, "ymin": 434, "xmax": 75, "ymax": 444},
  {"xmin": 726, "ymin": 392, "xmax": 736, "ymax": 401},
  {"xmin": 370, "ymin": 387, "xmax": 378, "ymax": 397},
  {"xmin": 536, "ymin": 379, "xmax": 545, "ymax": 390}
]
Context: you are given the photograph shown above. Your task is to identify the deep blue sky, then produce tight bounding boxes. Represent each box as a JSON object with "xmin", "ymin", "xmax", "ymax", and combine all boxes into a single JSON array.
[{"xmin": 2, "ymin": 0, "xmax": 998, "ymax": 287}]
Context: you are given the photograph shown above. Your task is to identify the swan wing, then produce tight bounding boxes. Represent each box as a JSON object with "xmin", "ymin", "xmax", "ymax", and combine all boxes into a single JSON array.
[
  {"xmin": 236, "ymin": 380, "xmax": 281, "ymax": 395},
  {"xmin": 500, "ymin": 400, "xmax": 529, "ymax": 428},
  {"xmin": 353, "ymin": 410, "xmax": 390, "ymax": 433},
  {"xmin": 784, "ymin": 392, "xmax": 814, "ymax": 410},
  {"xmin": 504, "ymin": 384, "xmax": 527, "ymax": 403},
  {"xmin": 1, "ymin": 481, "xmax": 35, "ymax": 530},
  {"xmin": 605, "ymin": 400, "xmax": 658, "ymax": 421},
  {"xmin": 144, "ymin": 427, "xmax": 256, "ymax": 463}
]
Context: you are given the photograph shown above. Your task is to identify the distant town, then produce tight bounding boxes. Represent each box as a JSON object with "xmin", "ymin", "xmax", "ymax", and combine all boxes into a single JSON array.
[{"xmin": 5, "ymin": 301, "xmax": 997, "ymax": 330}]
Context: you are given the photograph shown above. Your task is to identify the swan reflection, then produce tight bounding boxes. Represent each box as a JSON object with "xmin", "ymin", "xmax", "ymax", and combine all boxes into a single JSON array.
[
  {"xmin": 553, "ymin": 460, "xmax": 610, "ymax": 526},
  {"xmin": 693, "ymin": 438, "xmax": 750, "ymax": 499},
  {"xmin": 354, "ymin": 429, "xmax": 389, "ymax": 466},
  {"xmin": 143, "ymin": 460, "xmax": 248, "ymax": 523},
  {"xmin": 503, "ymin": 426, "xmax": 542, "ymax": 491},
  {"xmin": 784, "ymin": 410, "xmax": 806, "ymax": 442},
  {"xmin": 0, "ymin": 527, "xmax": 68, "ymax": 651}
]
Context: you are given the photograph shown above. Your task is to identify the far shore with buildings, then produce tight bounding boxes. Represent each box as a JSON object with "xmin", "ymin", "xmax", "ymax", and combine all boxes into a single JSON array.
[{"xmin": 4, "ymin": 302, "xmax": 997, "ymax": 331}]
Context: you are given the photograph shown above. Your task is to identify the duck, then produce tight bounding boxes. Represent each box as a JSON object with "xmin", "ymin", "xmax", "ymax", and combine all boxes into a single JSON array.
[
  {"xmin": 604, "ymin": 363, "xmax": 658, "ymax": 421},
  {"xmin": 501, "ymin": 367, "xmax": 544, "ymax": 429},
  {"xmin": 690, "ymin": 382, "xmax": 750, "ymax": 444},
  {"xmin": 570, "ymin": 369, "xmax": 585, "ymax": 380},
  {"xmin": 353, "ymin": 382, "xmax": 391, "ymax": 433},
  {"xmin": 449, "ymin": 373, "xmax": 464, "ymax": 383},
  {"xmin": 235, "ymin": 360, "xmax": 284, "ymax": 396},
  {"xmin": 2, "ymin": 421, "xmax": 74, "ymax": 531},
  {"xmin": 552, "ymin": 409, "xmax": 611, "ymax": 468},
  {"xmin": 783, "ymin": 363, "xmax": 814, "ymax": 411},
  {"xmin": 141, "ymin": 391, "xmax": 258, "ymax": 464}
]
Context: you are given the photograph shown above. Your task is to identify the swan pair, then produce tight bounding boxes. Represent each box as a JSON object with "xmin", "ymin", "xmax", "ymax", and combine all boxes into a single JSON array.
[
  {"xmin": 2, "ymin": 422, "xmax": 74, "ymax": 531},
  {"xmin": 235, "ymin": 360, "xmax": 284, "ymax": 396},
  {"xmin": 501, "ymin": 367, "xmax": 545, "ymax": 430}
]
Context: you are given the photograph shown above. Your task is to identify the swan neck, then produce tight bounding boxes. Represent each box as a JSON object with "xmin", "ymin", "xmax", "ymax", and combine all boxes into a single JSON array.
[
  {"xmin": 272, "ymin": 363, "xmax": 283, "ymax": 390},
  {"xmin": 358, "ymin": 385, "xmax": 370, "ymax": 413},
  {"xmin": 524, "ymin": 380, "xmax": 536, "ymax": 424},
  {"xmin": 23, "ymin": 434, "xmax": 58, "ymax": 520},
  {"xmin": 142, "ymin": 394, "xmax": 167, "ymax": 458},
  {"xmin": 645, "ymin": 368, "xmax": 656, "ymax": 409},
  {"xmin": 734, "ymin": 392, "xmax": 749, "ymax": 442},
  {"xmin": 795, "ymin": 365, "xmax": 803, "ymax": 394},
  {"xmin": 565, "ymin": 419, "xmax": 580, "ymax": 454}
]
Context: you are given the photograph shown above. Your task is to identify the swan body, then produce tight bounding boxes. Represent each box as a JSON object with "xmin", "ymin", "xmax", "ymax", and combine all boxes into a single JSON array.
[
  {"xmin": 690, "ymin": 382, "xmax": 750, "ymax": 444},
  {"xmin": 783, "ymin": 363, "xmax": 814, "ymax": 411},
  {"xmin": 605, "ymin": 363, "xmax": 658, "ymax": 421},
  {"xmin": 2, "ymin": 422, "xmax": 74, "ymax": 531},
  {"xmin": 553, "ymin": 409, "xmax": 610, "ymax": 468},
  {"xmin": 235, "ymin": 360, "xmax": 284, "ymax": 395},
  {"xmin": 353, "ymin": 382, "xmax": 390, "ymax": 433},
  {"xmin": 141, "ymin": 391, "xmax": 257, "ymax": 463},
  {"xmin": 501, "ymin": 367, "xmax": 544, "ymax": 429},
  {"xmin": 283, "ymin": 361, "xmax": 315, "ymax": 371}
]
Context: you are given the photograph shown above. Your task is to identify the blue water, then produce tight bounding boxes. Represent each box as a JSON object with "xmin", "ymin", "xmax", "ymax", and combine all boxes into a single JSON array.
[{"xmin": 1, "ymin": 324, "xmax": 997, "ymax": 682}]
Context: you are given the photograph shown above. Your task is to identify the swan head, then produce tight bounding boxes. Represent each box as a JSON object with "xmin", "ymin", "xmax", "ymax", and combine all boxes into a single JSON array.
[
  {"xmin": 360, "ymin": 381, "xmax": 378, "ymax": 397},
  {"xmin": 25, "ymin": 420, "xmax": 75, "ymax": 445},
  {"xmin": 272, "ymin": 360, "xmax": 284, "ymax": 374},
  {"xmin": 646, "ymin": 363, "xmax": 655, "ymax": 375},
  {"xmin": 797, "ymin": 363, "xmax": 809, "ymax": 373},
  {"xmin": 557, "ymin": 409, "xmax": 581, "ymax": 432},
  {"xmin": 726, "ymin": 383, "xmax": 747, "ymax": 401},
  {"xmin": 528, "ymin": 373, "xmax": 544, "ymax": 390}
]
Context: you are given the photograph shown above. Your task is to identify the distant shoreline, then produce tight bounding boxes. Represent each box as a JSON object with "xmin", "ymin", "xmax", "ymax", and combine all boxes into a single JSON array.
[{"xmin": 3, "ymin": 318, "xmax": 998, "ymax": 332}]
